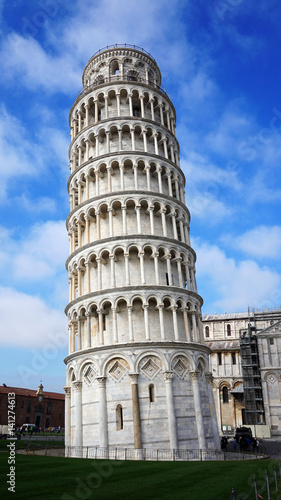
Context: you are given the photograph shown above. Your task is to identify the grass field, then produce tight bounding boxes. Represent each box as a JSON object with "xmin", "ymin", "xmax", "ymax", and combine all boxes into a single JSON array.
[
  {"xmin": 0, "ymin": 453, "xmax": 280, "ymax": 500},
  {"xmin": 0, "ymin": 439, "xmax": 64, "ymax": 450}
]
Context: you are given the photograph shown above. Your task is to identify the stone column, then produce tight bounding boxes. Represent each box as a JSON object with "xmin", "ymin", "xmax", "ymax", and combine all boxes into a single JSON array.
[
  {"xmin": 96, "ymin": 212, "xmax": 101, "ymax": 239},
  {"xmin": 153, "ymin": 133, "xmax": 158, "ymax": 155},
  {"xmin": 182, "ymin": 307, "xmax": 192, "ymax": 342},
  {"xmin": 140, "ymin": 95, "xmax": 144, "ymax": 118},
  {"xmin": 150, "ymin": 99, "xmax": 155, "ymax": 120},
  {"xmin": 85, "ymin": 104, "xmax": 89, "ymax": 126},
  {"xmin": 190, "ymin": 371, "xmax": 206, "ymax": 450},
  {"xmin": 205, "ymin": 373, "xmax": 220, "ymax": 449},
  {"xmin": 105, "ymin": 131, "xmax": 110, "ymax": 154},
  {"xmin": 110, "ymin": 254, "xmax": 116, "ymax": 287},
  {"xmin": 171, "ymin": 305, "xmax": 179, "ymax": 341},
  {"xmin": 156, "ymin": 167, "xmax": 163, "ymax": 194},
  {"xmin": 149, "ymin": 206, "xmax": 154, "ymax": 235},
  {"xmin": 143, "ymin": 304, "xmax": 150, "ymax": 340},
  {"xmin": 121, "ymin": 205, "xmax": 127, "ymax": 234},
  {"xmin": 116, "ymin": 93, "xmax": 121, "ymax": 116},
  {"xmin": 71, "ymin": 322, "xmax": 75, "ymax": 353},
  {"xmin": 77, "ymin": 318, "xmax": 82, "ymax": 350},
  {"xmin": 161, "ymin": 209, "xmax": 167, "ymax": 236},
  {"xmin": 128, "ymin": 93, "xmax": 133, "ymax": 115},
  {"xmin": 179, "ymin": 219, "xmax": 185, "ymax": 242},
  {"xmin": 262, "ymin": 378, "xmax": 272, "ymax": 428},
  {"xmin": 85, "ymin": 216, "xmax": 90, "ymax": 244},
  {"xmin": 129, "ymin": 374, "xmax": 142, "ymax": 450},
  {"xmin": 107, "ymin": 166, "xmax": 112, "ymax": 192},
  {"xmin": 95, "ymin": 134, "xmax": 99, "ymax": 157},
  {"xmin": 164, "ymin": 372, "xmax": 178, "ymax": 450},
  {"xmin": 98, "ymin": 309, "xmax": 104, "ymax": 345},
  {"xmin": 128, "ymin": 305, "xmax": 134, "ymax": 341},
  {"xmin": 96, "ymin": 257, "xmax": 101, "ymax": 290},
  {"xmin": 167, "ymin": 172, "xmax": 173, "ymax": 196},
  {"xmin": 159, "ymin": 104, "xmax": 164, "ymax": 125},
  {"xmin": 172, "ymin": 213, "xmax": 178, "ymax": 239},
  {"xmin": 133, "ymin": 164, "xmax": 138, "ymax": 189},
  {"xmin": 124, "ymin": 252, "xmax": 130, "ymax": 285},
  {"xmin": 145, "ymin": 166, "xmax": 151, "ymax": 190},
  {"xmin": 73, "ymin": 381, "xmax": 83, "ymax": 448},
  {"xmin": 97, "ymin": 377, "xmax": 109, "ymax": 449},
  {"xmin": 86, "ymin": 313, "xmax": 91, "ymax": 348},
  {"xmin": 118, "ymin": 129, "xmax": 122, "ymax": 151},
  {"xmin": 94, "ymin": 100, "xmax": 98, "ymax": 123},
  {"xmin": 158, "ymin": 303, "xmax": 165, "ymax": 340},
  {"xmin": 108, "ymin": 208, "xmax": 113, "ymax": 237},
  {"xmin": 85, "ymin": 262, "xmax": 91, "ymax": 293},
  {"xmin": 112, "ymin": 307, "xmax": 118, "ymax": 343},
  {"xmin": 216, "ymin": 385, "xmax": 222, "ymax": 434},
  {"xmin": 142, "ymin": 130, "xmax": 147, "ymax": 152},
  {"xmin": 163, "ymin": 138, "xmax": 168, "ymax": 159},
  {"xmin": 176, "ymin": 258, "xmax": 184, "ymax": 287},
  {"xmin": 130, "ymin": 128, "xmax": 135, "ymax": 150},
  {"xmin": 166, "ymin": 254, "xmax": 172, "ymax": 285},
  {"xmin": 183, "ymin": 262, "xmax": 191, "ymax": 290},
  {"xmin": 104, "ymin": 96, "xmax": 108, "ymax": 119},
  {"xmin": 153, "ymin": 252, "xmax": 159, "ymax": 284},
  {"xmin": 63, "ymin": 386, "xmax": 71, "ymax": 453},
  {"xmin": 136, "ymin": 204, "xmax": 142, "ymax": 233},
  {"xmin": 139, "ymin": 251, "xmax": 145, "ymax": 283},
  {"xmin": 192, "ymin": 313, "xmax": 199, "ymax": 342},
  {"xmin": 119, "ymin": 164, "xmax": 125, "ymax": 190},
  {"xmin": 78, "ymin": 111, "xmax": 82, "ymax": 132}
]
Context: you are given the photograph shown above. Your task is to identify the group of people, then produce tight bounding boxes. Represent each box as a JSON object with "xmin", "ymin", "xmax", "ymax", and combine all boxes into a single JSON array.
[{"xmin": 221, "ymin": 434, "xmax": 260, "ymax": 452}]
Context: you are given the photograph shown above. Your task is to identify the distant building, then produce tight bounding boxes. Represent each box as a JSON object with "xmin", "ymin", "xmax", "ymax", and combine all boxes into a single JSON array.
[
  {"xmin": 0, "ymin": 383, "xmax": 64, "ymax": 430},
  {"xmin": 203, "ymin": 307, "xmax": 281, "ymax": 436}
]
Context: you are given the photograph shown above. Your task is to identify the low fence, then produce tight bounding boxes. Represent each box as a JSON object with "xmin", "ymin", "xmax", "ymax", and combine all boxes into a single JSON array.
[
  {"xmin": 64, "ymin": 446, "xmax": 267, "ymax": 462},
  {"xmin": 230, "ymin": 462, "xmax": 281, "ymax": 500}
]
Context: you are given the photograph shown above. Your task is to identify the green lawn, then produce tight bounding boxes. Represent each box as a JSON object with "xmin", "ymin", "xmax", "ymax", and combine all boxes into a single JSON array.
[
  {"xmin": 0, "ymin": 439, "xmax": 64, "ymax": 450},
  {"xmin": 0, "ymin": 453, "xmax": 280, "ymax": 500}
]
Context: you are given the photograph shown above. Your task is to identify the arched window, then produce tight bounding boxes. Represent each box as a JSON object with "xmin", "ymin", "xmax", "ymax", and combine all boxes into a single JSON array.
[
  {"xmin": 227, "ymin": 324, "xmax": 231, "ymax": 336},
  {"xmin": 111, "ymin": 60, "xmax": 119, "ymax": 75},
  {"xmin": 205, "ymin": 326, "xmax": 209, "ymax": 338},
  {"xmin": 116, "ymin": 404, "xmax": 123, "ymax": 430},
  {"xmin": 222, "ymin": 386, "xmax": 229, "ymax": 403},
  {"xmin": 149, "ymin": 384, "xmax": 155, "ymax": 402}
]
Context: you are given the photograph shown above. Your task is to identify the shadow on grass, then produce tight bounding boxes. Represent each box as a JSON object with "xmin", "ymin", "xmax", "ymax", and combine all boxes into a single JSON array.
[{"xmin": 0, "ymin": 453, "xmax": 280, "ymax": 500}]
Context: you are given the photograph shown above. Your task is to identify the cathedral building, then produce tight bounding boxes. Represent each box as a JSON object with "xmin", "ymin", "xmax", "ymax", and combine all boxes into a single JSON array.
[
  {"xmin": 203, "ymin": 307, "xmax": 281, "ymax": 437},
  {"xmin": 63, "ymin": 44, "xmax": 220, "ymax": 456}
]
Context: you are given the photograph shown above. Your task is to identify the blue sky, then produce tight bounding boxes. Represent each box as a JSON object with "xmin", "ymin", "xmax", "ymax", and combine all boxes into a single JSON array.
[{"xmin": 0, "ymin": 0, "xmax": 281, "ymax": 393}]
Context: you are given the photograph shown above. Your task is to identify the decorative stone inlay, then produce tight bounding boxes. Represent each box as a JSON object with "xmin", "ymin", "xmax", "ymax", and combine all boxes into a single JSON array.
[
  {"xmin": 172, "ymin": 357, "xmax": 188, "ymax": 379},
  {"xmin": 268, "ymin": 374, "xmax": 277, "ymax": 384},
  {"xmin": 140, "ymin": 357, "xmax": 161, "ymax": 380},
  {"xmin": 108, "ymin": 360, "xmax": 127, "ymax": 382},
  {"xmin": 83, "ymin": 364, "xmax": 97, "ymax": 386}
]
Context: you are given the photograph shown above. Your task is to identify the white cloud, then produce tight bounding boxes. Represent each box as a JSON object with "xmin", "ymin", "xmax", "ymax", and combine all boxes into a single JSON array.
[
  {"xmin": 194, "ymin": 239, "xmax": 281, "ymax": 312},
  {"xmin": 0, "ymin": 104, "xmax": 39, "ymax": 199},
  {"xmin": 16, "ymin": 195, "xmax": 57, "ymax": 214},
  {"xmin": 0, "ymin": 220, "xmax": 68, "ymax": 282},
  {"xmin": 180, "ymin": 154, "xmax": 240, "ymax": 221},
  {"xmin": 0, "ymin": 285, "xmax": 67, "ymax": 347},
  {"xmin": 226, "ymin": 226, "xmax": 281, "ymax": 259},
  {"xmin": 0, "ymin": 103, "xmax": 69, "ymax": 203},
  {"xmin": 0, "ymin": 33, "xmax": 80, "ymax": 93}
]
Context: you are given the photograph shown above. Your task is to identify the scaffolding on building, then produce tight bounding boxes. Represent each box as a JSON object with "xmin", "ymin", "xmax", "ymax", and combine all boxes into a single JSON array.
[{"xmin": 239, "ymin": 324, "xmax": 265, "ymax": 425}]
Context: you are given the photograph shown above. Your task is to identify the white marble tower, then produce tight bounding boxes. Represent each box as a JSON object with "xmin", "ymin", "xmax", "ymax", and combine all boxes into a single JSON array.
[{"xmin": 64, "ymin": 44, "xmax": 220, "ymax": 456}]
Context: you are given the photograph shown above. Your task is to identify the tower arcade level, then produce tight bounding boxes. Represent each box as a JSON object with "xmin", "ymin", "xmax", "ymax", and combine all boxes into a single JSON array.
[{"xmin": 64, "ymin": 45, "xmax": 220, "ymax": 454}]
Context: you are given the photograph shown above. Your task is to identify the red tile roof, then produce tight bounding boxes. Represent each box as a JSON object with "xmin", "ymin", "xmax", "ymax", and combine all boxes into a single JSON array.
[{"xmin": 0, "ymin": 385, "xmax": 64, "ymax": 400}]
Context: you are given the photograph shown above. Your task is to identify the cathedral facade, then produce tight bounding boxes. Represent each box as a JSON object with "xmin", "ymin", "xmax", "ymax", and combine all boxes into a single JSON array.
[{"xmin": 64, "ymin": 45, "xmax": 220, "ymax": 456}]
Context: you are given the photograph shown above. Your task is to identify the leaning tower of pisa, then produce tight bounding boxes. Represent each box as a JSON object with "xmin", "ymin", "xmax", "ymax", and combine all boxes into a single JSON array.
[{"xmin": 64, "ymin": 44, "xmax": 220, "ymax": 457}]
